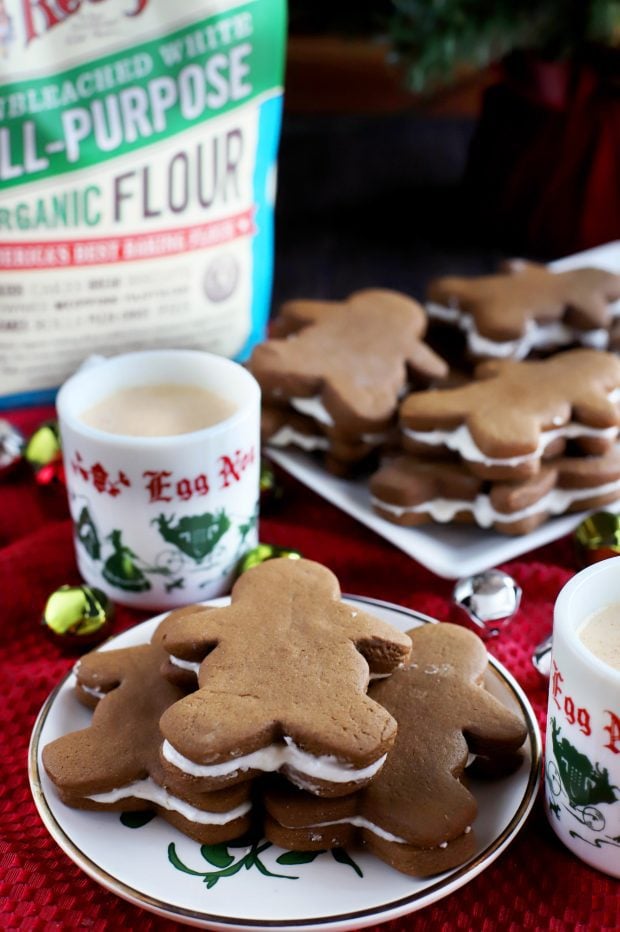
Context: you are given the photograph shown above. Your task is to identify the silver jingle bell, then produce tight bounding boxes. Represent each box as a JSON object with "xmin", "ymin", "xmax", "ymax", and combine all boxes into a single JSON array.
[
  {"xmin": 531, "ymin": 633, "xmax": 553, "ymax": 678},
  {"xmin": 451, "ymin": 568, "xmax": 522, "ymax": 638},
  {"xmin": 0, "ymin": 418, "xmax": 25, "ymax": 478}
]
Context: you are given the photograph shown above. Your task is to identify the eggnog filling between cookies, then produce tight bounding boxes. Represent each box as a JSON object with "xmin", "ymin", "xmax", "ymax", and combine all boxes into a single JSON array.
[
  {"xmin": 401, "ymin": 421, "xmax": 619, "ymax": 467},
  {"xmin": 168, "ymin": 654, "xmax": 394, "ymax": 681},
  {"xmin": 371, "ymin": 477, "xmax": 620, "ymax": 527},
  {"xmin": 162, "ymin": 736, "xmax": 388, "ymax": 784},
  {"xmin": 287, "ymin": 817, "xmax": 472, "ymax": 846},
  {"xmin": 73, "ymin": 663, "xmax": 107, "ymax": 700},
  {"xmin": 303, "ymin": 815, "xmax": 408, "ymax": 844},
  {"xmin": 169, "ymin": 656, "xmax": 201, "ymax": 674},
  {"xmin": 268, "ymin": 426, "xmax": 330, "ymax": 452},
  {"xmin": 426, "ymin": 299, "xmax": 620, "ymax": 359},
  {"xmin": 87, "ymin": 778, "xmax": 252, "ymax": 824},
  {"xmin": 290, "ymin": 396, "xmax": 335, "ymax": 427},
  {"xmin": 288, "ymin": 396, "xmax": 388, "ymax": 443}
]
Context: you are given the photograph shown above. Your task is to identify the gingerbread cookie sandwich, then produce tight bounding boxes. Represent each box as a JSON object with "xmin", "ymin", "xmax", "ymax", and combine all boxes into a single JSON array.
[
  {"xmin": 249, "ymin": 289, "xmax": 447, "ymax": 439},
  {"xmin": 400, "ymin": 349, "xmax": 620, "ymax": 481},
  {"xmin": 158, "ymin": 558, "xmax": 412, "ymax": 796},
  {"xmin": 264, "ymin": 623, "xmax": 527, "ymax": 877},
  {"xmin": 370, "ymin": 449, "xmax": 620, "ymax": 535},
  {"xmin": 427, "ymin": 261, "xmax": 620, "ymax": 362},
  {"xmin": 42, "ymin": 637, "xmax": 253, "ymax": 844}
]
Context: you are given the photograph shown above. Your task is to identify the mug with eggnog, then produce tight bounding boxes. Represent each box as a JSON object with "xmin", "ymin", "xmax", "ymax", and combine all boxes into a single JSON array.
[
  {"xmin": 56, "ymin": 350, "xmax": 260, "ymax": 610},
  {"xmin": 545, "ymin": 557, "xmax": 620, "ymax": 877}
]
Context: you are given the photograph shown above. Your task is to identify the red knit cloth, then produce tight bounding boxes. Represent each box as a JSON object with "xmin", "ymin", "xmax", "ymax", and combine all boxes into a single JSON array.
[{"xmin": 1, "ymin": 404, "xmax": 618, "ymax": 931}]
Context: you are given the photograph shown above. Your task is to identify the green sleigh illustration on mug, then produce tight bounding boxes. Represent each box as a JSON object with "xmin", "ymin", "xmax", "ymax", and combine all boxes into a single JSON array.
[
  {"xmin": 546, "ymin": 717, "xmax": 620, "ymax": 851},
  {"xmin": 73, "ymin": 502, "xmax": 257, "ymax": 593}
]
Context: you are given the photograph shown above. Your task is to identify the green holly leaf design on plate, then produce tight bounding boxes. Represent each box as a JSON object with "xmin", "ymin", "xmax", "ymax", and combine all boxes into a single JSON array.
[
  {"xmin": 168, "ymin": 839, "xmax": 297, "ymax": 887},
  {"xmin": 200, "ymin": 844, "xmax": 235, "ymax": 868},
  {"xmin": 276, "ymin": 851, "xmax": 324, "ymax": 865},
  {"xmin": 168, "ymin": 839, "xmax": 365, "ymax": 887},
  {"xmin": 332, "ymin": 847, "xmax": 364, "ymax": 877}
]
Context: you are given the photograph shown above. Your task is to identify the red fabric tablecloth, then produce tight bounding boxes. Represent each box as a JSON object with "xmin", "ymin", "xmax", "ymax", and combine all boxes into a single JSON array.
[{"xmin": 1, "ymin": 405, "xmax": 618, "ymax": 931}]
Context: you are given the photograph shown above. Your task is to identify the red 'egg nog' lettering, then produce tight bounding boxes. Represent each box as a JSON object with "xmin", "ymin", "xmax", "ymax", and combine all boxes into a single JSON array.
[
  {"xmin": 551, "ymin": 660, "xmax": 620, "ymax": 746},
  {"xmin": 143, "ymin": 470, "xmax": 210, "ymax": 503},
  {"xmin": 218, "ymin": 446, "xmax": 255, "ymax": 489},
  {"xmin": 604, "ymin": 710, "xmax": 620, "ymax": 754}
]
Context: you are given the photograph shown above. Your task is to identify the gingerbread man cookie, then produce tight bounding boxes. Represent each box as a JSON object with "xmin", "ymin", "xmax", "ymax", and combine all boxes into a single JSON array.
[
  {"xmin": 42, "ymin": 636, "xmax": 253, "ymax": 844},
  {"xmin": 264, "ymin": 623, "xmax": 527, "ymax": 877},
  {"xmin": 427, "ymin": 261, "xmax": 620, "ymax": 360},
  {"xmin": 159, "ymin": 558, "xmax": 412, "ymax": 796},
  {"xmin": 400, "ymin": 348, "xmax": 620, "ymax": 480},
  {"xmin": 249, "ymin": 289, "xmax": 448, "ymax": 434}
]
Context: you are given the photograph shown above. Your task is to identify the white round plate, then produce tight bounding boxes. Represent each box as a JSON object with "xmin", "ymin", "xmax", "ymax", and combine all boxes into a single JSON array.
[{"xmin": 29, "ymin": 596, "xmax": 542, "ymax": 931}]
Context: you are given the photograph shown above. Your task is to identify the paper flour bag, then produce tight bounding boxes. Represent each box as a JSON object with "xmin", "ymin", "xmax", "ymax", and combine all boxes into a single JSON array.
[{"xmin": 0, "ymin": 0, "xmax": 286, "ymax": 405}]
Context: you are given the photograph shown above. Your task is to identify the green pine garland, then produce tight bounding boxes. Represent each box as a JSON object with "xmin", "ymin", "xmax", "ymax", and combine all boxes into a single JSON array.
[{"xmin": 387, "ymin": 0, "xmax": 620, "ymax": 92}]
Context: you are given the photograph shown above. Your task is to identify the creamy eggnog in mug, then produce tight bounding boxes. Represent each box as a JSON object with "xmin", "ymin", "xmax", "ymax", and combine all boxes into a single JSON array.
[
  {"xmin": 578, "ymin": 604, "xmax": 620, "ymax": 671},
  {"xmin": 80, "ymin": 384, "xmax": 237, "ymax": 437}
]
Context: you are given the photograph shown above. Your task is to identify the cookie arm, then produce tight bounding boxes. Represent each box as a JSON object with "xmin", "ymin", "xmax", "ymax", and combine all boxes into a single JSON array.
[
  {"xmin": 405, "ymin": 341, "xmax": 449, "ymax": 383},
  {"xmin": 159, "ymin": 606, "xmax": 228, "ymax": 661},
  {"xmin": 338, "ymin": 605, "xmax": 411, "ymax": 674},
  {"xmin": 572, "ymin": 391, "xmax": 620, "ymax": 429},
  {"xmin": 462, "ymin": 688, "xmax": 527, "ymax": 754},
  {"xmin": 76, "ymin": 645, "xmax": 148, "ymax": 693}
]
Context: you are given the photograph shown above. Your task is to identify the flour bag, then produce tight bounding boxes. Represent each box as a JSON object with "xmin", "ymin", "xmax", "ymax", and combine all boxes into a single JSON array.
[{"xmin": 0, "ymin": 0, "xmax": 286, "ymax": 404}]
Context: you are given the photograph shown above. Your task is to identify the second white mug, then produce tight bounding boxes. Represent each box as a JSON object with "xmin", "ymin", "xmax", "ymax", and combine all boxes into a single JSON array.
[{"xmin": 544, "ymin": 558, "xmax": 620, "ymax": 877}]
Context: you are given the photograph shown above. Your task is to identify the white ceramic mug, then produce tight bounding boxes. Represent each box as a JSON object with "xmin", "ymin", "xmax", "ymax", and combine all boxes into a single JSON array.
[
  {"xmin": 56, "ymin": 350, "xmax": 260, "ymax": 610},
  {"xmin": 545, "ymin": 558, "xmax": 620, "ymax": 877}
]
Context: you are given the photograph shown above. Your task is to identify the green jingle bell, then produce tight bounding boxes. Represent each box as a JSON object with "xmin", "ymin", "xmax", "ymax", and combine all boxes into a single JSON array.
[
  {"xmin": 42, "ymin": 584, "xmax": 114, "ymax": 650},
  {"xmin": 25, "ymin": 420, "xmax": 64, "ymax": 485},
  {"xmin": 574, "ymin": 512, "xmax": 620, "ymax": 566},
  {"xmin": 259, "ymin": 459, "xmax": 283, "ymax": 510},
  {"xmin": 236, "ymin": 543, "xmax": 302, "ymax": 577}
]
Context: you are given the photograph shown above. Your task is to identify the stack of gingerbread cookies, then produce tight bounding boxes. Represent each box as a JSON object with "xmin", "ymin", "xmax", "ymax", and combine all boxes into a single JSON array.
[
  {"xmin": 371, "ymin": 348, "xmax": 620, "ymax": 535},
  {"xmin": 249, "ymin": 288, "xmax": 448, "ymax": 476},
  {"xmin": 42, "ymin": 558, "xmax": 527, "ymax": 878},
  {"xmin": 250, "ymin": 263, "xmax": 620, "ymax": 536}
]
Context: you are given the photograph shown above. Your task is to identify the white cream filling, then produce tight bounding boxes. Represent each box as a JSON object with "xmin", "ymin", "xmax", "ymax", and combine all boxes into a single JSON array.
[
  {"xmin": 162, "ymin": 735, "xmax": 387, "ymax": 784},
  {"xmin": 288, "ymin": 396, "xmax": 388, "ymax": 444},
  {"xmin": 293, "ymin": 816, "xmax": 472, "ymax": 847},
  {"xmin": 169, "ymin": 655, "xmax": 200, "ymax": 675},
  {"xmin": 306, "ymin": 814, "xmax": 407, "ymax": 844},
  {"xmin": 426, "ymin": 300, "xmax": 618, "ymax": 359},
  {"xmin": 77, "ymin": 683, "xmax": 106, "ymax": 700},
  {"xmin": 87, "ymin": 776, "xmax": 251, "ymax": 825},
  {"xmin": 372, "ymin": 477, "xmax": 620, "ymax": 528},
  {"xmin": 290, "ymin": 395, "xmax": 335, "ymax": 427},
  {"xmin": 402, "ymin": 421, "xmax": 618, "ymax": 467},
  {"xmin": 268, "ymin": 426, "xmax": 330, "ymax": 452}
]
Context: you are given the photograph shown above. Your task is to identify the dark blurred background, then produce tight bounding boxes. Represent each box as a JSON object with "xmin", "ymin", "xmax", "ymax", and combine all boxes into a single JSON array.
[{"xmin": 273, "ymin": 0, "xmax": 620, "ymax": 307}]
